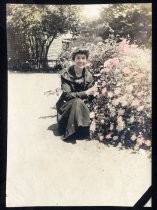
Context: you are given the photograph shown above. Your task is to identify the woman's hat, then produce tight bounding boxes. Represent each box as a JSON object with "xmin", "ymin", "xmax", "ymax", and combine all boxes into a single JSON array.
[{"xmin": 71, "ymin": 47, "xmax": 89, "ymax": 61}]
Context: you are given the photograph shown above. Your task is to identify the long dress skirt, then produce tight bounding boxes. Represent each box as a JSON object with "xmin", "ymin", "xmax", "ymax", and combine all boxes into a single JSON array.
[{"xmin": 57, "ymin": 98, "xmax": 90, "ymax": 139}]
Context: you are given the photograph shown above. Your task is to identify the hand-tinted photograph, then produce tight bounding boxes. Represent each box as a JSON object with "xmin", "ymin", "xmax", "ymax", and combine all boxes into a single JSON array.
[{"xmin": 6, "ymin": 3, "xmax": 152, "ymax": 207}]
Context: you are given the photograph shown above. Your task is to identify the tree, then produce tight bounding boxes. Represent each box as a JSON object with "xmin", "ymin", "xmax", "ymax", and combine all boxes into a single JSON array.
[
  {"xmin": 95, "ymin": 4, "xmax": 152, "ymax": 47},
  {"xmin": 7, "ymin": 4, "xmax": 80, "ymax": 70}
]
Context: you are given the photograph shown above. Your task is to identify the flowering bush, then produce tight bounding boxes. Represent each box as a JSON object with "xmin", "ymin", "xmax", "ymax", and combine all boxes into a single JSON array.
[{"xmin": 85, "ymin": 39, "xmax": 151, "ymax": 150}]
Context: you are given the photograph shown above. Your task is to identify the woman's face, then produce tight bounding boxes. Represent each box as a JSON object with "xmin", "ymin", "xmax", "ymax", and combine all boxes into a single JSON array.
[{"xmin": 74, "ymin": 53, "xmax": 87, "ymax": 69}]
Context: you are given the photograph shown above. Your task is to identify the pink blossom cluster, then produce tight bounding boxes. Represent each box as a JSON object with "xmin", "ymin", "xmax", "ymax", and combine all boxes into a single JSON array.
[{"xmin": 86, "ymin": 39, "xmax": 151, "ymax": 150}]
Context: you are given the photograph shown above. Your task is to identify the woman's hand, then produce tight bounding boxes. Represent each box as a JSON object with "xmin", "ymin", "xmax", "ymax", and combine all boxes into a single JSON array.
[{"xmin": 86, "ymin": 85, "xmax": 98, "ymax": 96}]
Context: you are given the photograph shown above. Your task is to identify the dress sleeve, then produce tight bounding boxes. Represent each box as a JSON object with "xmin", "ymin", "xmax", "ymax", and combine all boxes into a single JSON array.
[
  {"xmin": 86, "ymin": 79, "xmax": 94, "ymax": 89},
  {"xmin": 86, "ymin": 71, "xmax": 95, "ymax": 89},
  {"xmin": 61, "ymin": 77, "xmax": 87, "ymax": 101}
]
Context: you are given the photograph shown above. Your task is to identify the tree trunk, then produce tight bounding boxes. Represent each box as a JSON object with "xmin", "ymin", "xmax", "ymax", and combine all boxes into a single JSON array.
[
  {"xmin": 37, "ymin": 31, "xmax": 58, "ymax": 69},
  {"xmin": 38, "ymin": 39, "xmax": 46, "ymax": 69}
]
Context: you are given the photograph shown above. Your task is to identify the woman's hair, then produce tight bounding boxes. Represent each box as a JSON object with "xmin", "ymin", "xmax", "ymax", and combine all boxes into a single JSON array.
[{"xmin": 71, "ymin": 48, "xmax": 89, "ymax": 61}]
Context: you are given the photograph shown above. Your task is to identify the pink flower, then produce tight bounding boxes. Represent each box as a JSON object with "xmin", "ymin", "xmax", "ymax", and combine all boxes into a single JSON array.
[
  {"xmin": 118, "ymin": 40, "xmax": 130, "ymax": 54},
  {"xmin": 102, "ymin": 81, "xmax": 106, "ymax": 87},
  {"xmin": 112, "ymin": 98, "xmax": 120, "ymax": 106},
  {"xmin": 90, "ymin": 111, "xmax": 95, "ymax": 119},
  {"xmin": 122, "ymin": 67, "xmax": 131, "ymax": 74},
  {"xmin": 145, "ymin": 140, "xmax": 151, "ymax": 147},
  {"xmin": 99, "ymin": 135, "xmax": 104, "ymax": 141},
  {"xmin": 111, "ymin": 57, "xmax": 120, "ymax": 66},
  {"xmin": 101, "ymin": 87, "xmax": 107, "ymax": 96},
  {"xmin": 90, "ymin": 120, "xmax": 96, "ymax": 132},
  {"xmin": 132, "ymin": 72, "xmax": 138, "ymax": 76},
  {"xmin": 136, "ymin": 91, "xmax": 144, "ymax": 98},
  {"xmin": 131, "ymin": 99, "xmax": 140, "ymax": 107},
  {"xmin": 114, "ymin": 87, "xmax": 121, "ymax": 95},
  {"xmin": 135, "ymin": 73, "xmax": 145, "ymax": 81},
  {"xmin": 104, "ymin": 59, "xmax": 112, "ymax": 68},
  {"xmin": 136, "ymin": 137, "xmax": 144, "ymax": 145},
  {"xmin": 117, "ymin": 116, "xmax": 123, "ymax": 122},
  {"xmin": 105, "ymin": 133, "xmax": 112, "ymax": 139}
]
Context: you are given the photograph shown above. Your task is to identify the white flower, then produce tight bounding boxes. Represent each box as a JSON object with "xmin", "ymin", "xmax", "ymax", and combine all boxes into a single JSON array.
[
  {"xmin": 131, "ymin": 134, "xmax": 137, "ymax": 141},
  {"xmin": 126, "ymin": 85, "xmax": 134, "ymax": 93},
  {"xmin": 100, "ymin": 119, "xmax": 105, "ymax": 124},
  {"xmin": 97, "ymin": 42, "xmax": 104, "ymax": 46},
  {"xmin": 99, "ymin": 135, "xmax": 104, "ymax": 141},
  {"xmin": 137, "ymin": 105, "xmax": 144, "ymax": 112},
  {"xmin": 108, "ymin": 92, "xmax": 114, "ymax": 98},
  {"xmin": 119, "ymin": 96, "xmax": 128, "ymax": 106},
  {"xmin": 121, "ymin": 100, "xmax": 128, "ymax": 107},
  {"xmin": 114, "ymin": 68, "xmax": 120, "ymax": 74},
  {"xmin": 118, "ymin": 108, "xmax": 125, "ymax": 115},
  {"xmin": 127, "ymin": 95, "xmax": 134, "ymax": 101},
  {"xmin": 104, "ymin": 59, "xmax": 112, "ymax": 67},
  {"xmin": 90, "ymin": 120, "xmax": 96, "ymax": 132},
  {"xmin": 117, "ymin": 116, "xmax": 123, "ymax": 122},
  {"xmin": 112, "ymin": 98, "xmax": 120, "ymax": 106},
  {"xmin": 90, "ymin": 112, "xmax": 95, "ymax": 119},
  {"xmin": 110, "ymin": 111, "xmax": 116, "ymax": 117},
  {"xmin": 105, "ymin": 133, "xmax": 112, "ymax": 139},
  {"xmin": 129, "ymin": 116, "xmax": 135, "ymax": 123},
  {"xmin": 116, "ymin": 116, "xmax": 125, "ymax": 131},
  {"xmin": 113, "ymin": 136, "xmax": 118, "ymax": 141},
  {"xmin": 116, "ymin": 124, "xmax": 125, "ymax": 131},
  {"xmin": 116, "ymin": 82, "xmax": 122, "ymax": 87},
  {"xmin": 145, "ymin": 140, "xmax": 151, "ymax": 147},
  {"xmin": 110, "ymin": 123, "xmax": 114, "ymax": 130}
]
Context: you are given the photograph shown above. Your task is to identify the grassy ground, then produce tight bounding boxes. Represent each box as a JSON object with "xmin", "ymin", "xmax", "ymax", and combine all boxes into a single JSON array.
[{"xmin": 7, "ymin": 72, "xmax": 151, "ymax": 207}]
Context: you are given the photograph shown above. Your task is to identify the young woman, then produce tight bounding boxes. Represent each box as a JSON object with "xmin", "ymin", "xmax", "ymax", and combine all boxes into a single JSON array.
[{"xmin": 56, "ymin": 48, "xmax": 97, "ymax": 141}]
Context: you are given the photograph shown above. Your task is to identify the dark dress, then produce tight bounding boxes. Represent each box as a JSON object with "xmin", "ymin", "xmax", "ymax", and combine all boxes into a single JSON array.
[{"xmin": 56, "ymin": 65, "xmax": 94, "ymax": 140}]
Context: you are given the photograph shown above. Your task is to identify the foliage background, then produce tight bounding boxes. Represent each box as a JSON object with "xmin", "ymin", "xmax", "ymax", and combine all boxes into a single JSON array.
[{"xmin": 7, "ymin": 4, "xmax": 151, "ymax": 71}]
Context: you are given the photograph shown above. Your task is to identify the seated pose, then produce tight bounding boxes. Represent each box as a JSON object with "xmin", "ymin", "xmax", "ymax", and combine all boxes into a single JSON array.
[{"xmin": 56, "ymin": 48, "xmax": 97, "ymax": 140}]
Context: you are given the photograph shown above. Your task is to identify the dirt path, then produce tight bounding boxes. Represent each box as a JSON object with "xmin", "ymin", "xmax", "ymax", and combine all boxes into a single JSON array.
[{"xmin": 7, "ymin": 72, "xmax": 151, "ymax": 207}]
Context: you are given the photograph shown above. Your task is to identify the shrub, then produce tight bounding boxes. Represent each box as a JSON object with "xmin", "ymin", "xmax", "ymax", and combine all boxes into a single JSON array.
[{"xmin": 85, "ymin": 39, "xmax": 151, "ymax": 150}]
